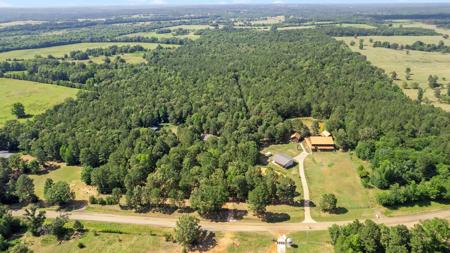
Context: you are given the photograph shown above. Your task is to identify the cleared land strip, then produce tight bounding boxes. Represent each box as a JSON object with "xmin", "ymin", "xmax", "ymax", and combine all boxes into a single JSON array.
[{"xmin": 11, "ymin": 209, "xmax": 450, "ymax": 232}]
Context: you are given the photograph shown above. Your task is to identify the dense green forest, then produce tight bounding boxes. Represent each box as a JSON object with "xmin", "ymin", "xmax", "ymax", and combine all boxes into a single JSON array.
[
  {"xmin": 1, "ymin": 29, "xmax": 449, "ymax": 212},
  {"xmin": 329, "ymin": 218, "xmax": 449, "ymax": 252}
]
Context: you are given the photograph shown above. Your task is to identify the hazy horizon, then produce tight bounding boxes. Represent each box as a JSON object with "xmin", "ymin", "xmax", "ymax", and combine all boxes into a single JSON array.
[{"xmin": 1, "ymin": 0, "xmax": 450, "ymax": 8}]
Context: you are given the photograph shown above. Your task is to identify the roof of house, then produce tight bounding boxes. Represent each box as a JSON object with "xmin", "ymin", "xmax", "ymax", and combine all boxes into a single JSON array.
[
  {"xmin": 307, "ymin": 136, "xmax": 335, "ymax": 145},
  {"xmin": 321, "ymin": 130, "xmax": 331, "ymax": 137},
  {"xmin": 273, "ymin": 153, "xmax": 294, "ymax": 167},
  {"xmin": 0, "ymin": 151, "xmax": 15, "ymax": 159},
  {"xmin": 291, "ymin": 132, "xmax": 301, "ymax": 139},
  {"xmin": 201, "ymin": 133, "xmax": 215, "ymax": 141}
]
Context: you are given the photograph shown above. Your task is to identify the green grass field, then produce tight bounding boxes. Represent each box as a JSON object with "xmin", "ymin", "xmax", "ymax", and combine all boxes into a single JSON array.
[
  {"xmin": 81, "ymin": 52, "xmax": 147, "ymax": 64},
  {"xmin": 304, "ymin": 152, "xmax": 378, "ymax": 221},
  {"xmin": 29, "ymin": 165, "xmax": 93, "ymax": 200},
  {"xmin": 287, "ymin": 231, "xmax": 332, "ymax": 253},
  {"xmin": 0, "ymin": 42, "xmax": 170, "ymax": 61},
  {"xmin": 338, "ymin": 36, "xmax": 450, "ymax": 111},
  {"xmin": 337, "ymin": 23, "xmax": 377, "ymax": 29},
  {"xmin": 23, "ymin": 221, "xmax": 179, "ymax": 253},
  {"xmin": 123, "ymin": 31, "xmax": 200, "ymax": 40},
  {"xmin": 0, "ymin": 78, "xmax": 78, "ymax": 126}
]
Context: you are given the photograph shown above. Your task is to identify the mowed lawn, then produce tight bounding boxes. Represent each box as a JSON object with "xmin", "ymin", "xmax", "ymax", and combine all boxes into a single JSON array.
[
  {"xmin": 30, "ymin": 165, "xmax": 89, "ymax": 200},
  {"xmin": 0, "ymin": 78, "xmax": 78, "ymax": 126},
  {"xmin": 0, "ymin": 42, "xmax": 170, "ymax": 60},
  {"xmin": 338, "ymin": 36, "xmax": 450, "ymax": 112},
  {"xmin": 287, "ymin": 231, "xmax": 332, "ymax": 253},
  {"xmin": 23, "ymin": 221, "xmax": 180, "ymax": 253},
  {"xmin": 304, "ymin": 152, "xmax": 378, "ymax": 221}
]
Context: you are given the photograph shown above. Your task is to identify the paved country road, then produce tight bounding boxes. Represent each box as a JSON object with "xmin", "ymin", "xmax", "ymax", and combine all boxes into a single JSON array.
[{"xmin": 12, "ymin": 209, "xmax": 450, "ymax": 232}]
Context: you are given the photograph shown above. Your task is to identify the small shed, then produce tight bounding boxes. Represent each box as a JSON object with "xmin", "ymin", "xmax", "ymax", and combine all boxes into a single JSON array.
[
  {"xmin": 290, "ymin": 132, "xmax": 302, "ymax": 142},
  {"xmin": 321, "ymin": 130, "xmax": 331, "ymax": 137},
  {"xmin": 273, "ymin": 153, "xmax": 294, "ymax": 168}
]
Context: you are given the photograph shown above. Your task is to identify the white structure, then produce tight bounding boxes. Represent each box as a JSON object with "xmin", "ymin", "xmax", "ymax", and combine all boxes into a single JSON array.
[
  {"xmin": 277, "ymin": 235, "xmax": 287, "ymax": 253},
  {"xmin": 277, "ymin": 235, "xmax": 293, "ymax": 253}
]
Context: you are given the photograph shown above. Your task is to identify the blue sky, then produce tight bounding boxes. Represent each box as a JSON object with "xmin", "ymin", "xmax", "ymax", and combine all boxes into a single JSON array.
[{"xmin": 0, "ymin": 0, "xmax": 449, "ymax": 7}]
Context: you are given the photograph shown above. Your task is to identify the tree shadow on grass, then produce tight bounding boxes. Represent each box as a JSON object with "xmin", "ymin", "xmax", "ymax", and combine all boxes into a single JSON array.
[
  {"xmin": 191, "ymin": 230, "xmax": 217, "ymax": 252},
  {"xmin": 57, "ymin": 200, "xmax": 88, "ymax": 212},
  {"xmin": 203, "ymin": 208, "xmax": 248, "ymax": 222},
  {"xmin": 385, "ymin": 199, "xmax": 449, "ymax": 211},
  {"xmin": 333, "ymin": 207, "xmax": 348, "ymax": 215},
  {"xmin": 263, "ymin": 212, "xmax": 290, "ymax": 223}
]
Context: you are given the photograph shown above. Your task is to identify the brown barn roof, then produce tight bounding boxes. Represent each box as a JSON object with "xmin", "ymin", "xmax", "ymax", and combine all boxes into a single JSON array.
[{"xmin": 308, "ymin": 136, "xmax": 334, "ymax": 145}]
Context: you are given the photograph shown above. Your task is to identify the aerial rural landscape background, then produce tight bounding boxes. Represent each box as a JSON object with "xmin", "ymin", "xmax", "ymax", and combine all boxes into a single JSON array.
[{"xmin": 0, "ymin": 1, "xmax": 449, "ymax": 252}]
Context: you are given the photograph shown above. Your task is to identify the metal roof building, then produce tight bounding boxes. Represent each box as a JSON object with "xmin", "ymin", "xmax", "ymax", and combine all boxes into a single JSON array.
[{"xmin": 273, "ymin": 153, "xmax": 294, "ymax": 168}]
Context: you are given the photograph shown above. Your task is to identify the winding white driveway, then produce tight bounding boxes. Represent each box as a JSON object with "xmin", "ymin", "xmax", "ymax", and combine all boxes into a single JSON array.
[{"xmin": 293, "ymin": 143, "xmax": 316, "ymax": 223}]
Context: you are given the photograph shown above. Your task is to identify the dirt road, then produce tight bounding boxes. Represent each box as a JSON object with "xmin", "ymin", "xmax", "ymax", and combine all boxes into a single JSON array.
[{"xmin": 12, "ymin": 209, "xmax": 450, "ymax": 232}]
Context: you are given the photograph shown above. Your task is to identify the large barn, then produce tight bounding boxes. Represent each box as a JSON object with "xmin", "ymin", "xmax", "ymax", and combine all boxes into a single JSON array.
[{"xmin": 305, "ymin": 136, "xmax": 335, "ymax": 151}]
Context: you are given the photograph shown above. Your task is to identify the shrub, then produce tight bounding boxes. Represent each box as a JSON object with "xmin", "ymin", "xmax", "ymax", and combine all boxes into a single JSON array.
[{"xmin": 319, "ymin": 193, "xmax": 337, "ymax": 213}]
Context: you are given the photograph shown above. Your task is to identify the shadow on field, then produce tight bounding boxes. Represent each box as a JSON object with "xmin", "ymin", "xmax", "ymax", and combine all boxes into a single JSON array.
[
  {"xmin": 191, "ymin": 230, "xmax": 217, "ymax": 252},
  {"xmin": 263, "ymin": 212, "xmax": 290, "ymax": 223},
  {"xmin": 204, "ymin": 208, "xmax": 247, "ymax": 222},
  {"xmin": 333, "ymin": 207, "xmax": 348, "ymax": 215}
]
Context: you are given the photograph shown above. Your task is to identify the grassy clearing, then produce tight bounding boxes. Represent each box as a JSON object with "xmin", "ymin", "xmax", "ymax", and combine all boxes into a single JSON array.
[
  {"xmin": 289, "ymin": 117, "xmax": 325, "ymax": 132},
  {"xmin": 287, "ymin": 231, "xmax": 332, "ymax": 253},
  {"xmin": 22, "ymin": 221, "xmax": 179, "ymax": 253},
  {"xmin": 382, "ymin": 200, "xmax": 450, "ymax": 217},
  {"xmin": 0, "ymin": 20, "xmax": 45, "ymax": 27},
  {"xmin": 0, "ymin": 42, "xmax": 169, "ymax": 60},
  {"xmin": 278, "ymin": 26, "xmax": 314, "ymax": 31},
  {"xmin": 29, "ymin": 165, "xmax": 96, "ymax": 201},
  {"xmin": 338, "ymin": 37, "xmax": 450, "ymax": 111},
  {"xmin": 82, "ymin": 52, "xmax": 147, "ymax": 64},
  {"xmin": 168, "ymin": 24, "xmax": 212, "ymax": 30},
  {"xmin": 226, "ymin": 232, "xmax": 274, "ymax": 253},
  {"xmin": 389, "ymin": 20, "xmax": 450, "ymax": 35},
  {"xmin": 0, "ymin": 78, "xmax": 78, "ymax": 126},
  {"xmin": 122, "ymin": 31, "xmax": 200, "ymax": 40},
  {"xmin": 337, "ymin": 23, "xmax": 377, "ymax": 29},
  {"xmin": 251, "ymin": 16, "xmax": 285, "ymax": 25},
  {"xmin": 22, "ymin": 220, "xmax": 276, "ymax": 253},
  {"xmin": 262, "ymin": 142, "xmax": 301, "ymax": 158},
  {"xmin": 304, "ymin": 152, "xmax": 378, "ymax": 221}
]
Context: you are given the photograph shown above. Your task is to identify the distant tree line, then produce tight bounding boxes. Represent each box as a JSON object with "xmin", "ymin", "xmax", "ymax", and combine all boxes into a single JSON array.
[{"xmin": 318, "ymin": 26, "xmax": 439, "ymax": 36}]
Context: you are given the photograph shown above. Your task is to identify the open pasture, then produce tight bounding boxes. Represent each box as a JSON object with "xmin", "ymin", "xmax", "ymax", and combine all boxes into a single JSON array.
[
  {"xmin": 304, "ymin": 152, "xmax": 378, "ymax": 221},
  {"xmin": 338, "ymin": 36, "xmax": 450, "ymax": 111},
  {"xmin": 0, "ymin": 78, "xmax": 78, "ymax": 126},
  {"xmin": 0, "ymin": 42, "xmax": 168, "ymax": 61}
]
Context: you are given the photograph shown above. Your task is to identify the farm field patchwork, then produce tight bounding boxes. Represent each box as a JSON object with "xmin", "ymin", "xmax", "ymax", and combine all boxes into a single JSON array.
[
  {"xmin": 304, "ymin": 152, "xmax": 378, "ymax": 221},
  {"xmin": 0, "ymin": 42, "xmax": 174, "ymax": 60},
  {"xmin": 0, "ymin": 78, "xmax": 78, "ymax": 126},
  {"xmin": 338, "ymin": 36, "xmax": 450, "ymax": 111},
  {"xmin": 122, "ymin": 31, "xmax": 200, "ymax": 40}
]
